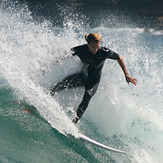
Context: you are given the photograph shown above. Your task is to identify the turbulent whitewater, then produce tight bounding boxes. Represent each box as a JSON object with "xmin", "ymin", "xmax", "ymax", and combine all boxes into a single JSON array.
[{"xmin": 0, "ymin": 1, "xmax": 163, "ymax": 162}]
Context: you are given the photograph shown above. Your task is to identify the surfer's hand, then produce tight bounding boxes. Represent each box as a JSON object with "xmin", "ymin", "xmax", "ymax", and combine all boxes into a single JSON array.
[{"xmin": 125, "ymin": 75, "xmax": 137, "ymax": 86}]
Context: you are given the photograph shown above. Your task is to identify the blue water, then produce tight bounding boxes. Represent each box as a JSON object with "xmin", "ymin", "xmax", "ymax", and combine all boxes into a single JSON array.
[{"xmin": 0, "ymin": 1, "xmax": 163, "ymax": 162}]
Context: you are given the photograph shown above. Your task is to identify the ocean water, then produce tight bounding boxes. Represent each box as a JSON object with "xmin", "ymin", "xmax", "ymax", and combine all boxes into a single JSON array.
[{"xmin": 0, "ymin": 1, "xmax": 163, "ymax": 162}]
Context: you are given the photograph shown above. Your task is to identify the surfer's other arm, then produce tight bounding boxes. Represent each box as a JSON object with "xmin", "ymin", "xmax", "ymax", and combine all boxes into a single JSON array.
[{"xmin": 118, "ymin": 56, "xmax": 137, "ymax": 86}]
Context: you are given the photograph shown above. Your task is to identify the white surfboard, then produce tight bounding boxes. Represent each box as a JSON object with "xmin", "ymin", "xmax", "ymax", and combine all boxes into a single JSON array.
[{"xmin": 79, "ymin": 133, "xmax": 128, "ymax": 154}]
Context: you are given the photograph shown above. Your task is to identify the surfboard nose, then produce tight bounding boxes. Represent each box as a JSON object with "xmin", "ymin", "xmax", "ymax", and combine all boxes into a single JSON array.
[{"xmin": 78, "ymin": 133, "xmax": 128, "ymax": 154}]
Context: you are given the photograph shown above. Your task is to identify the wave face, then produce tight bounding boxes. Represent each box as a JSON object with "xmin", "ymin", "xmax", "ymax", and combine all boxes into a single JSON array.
[{"xmin": 0, "ymin": 1, "xmax": 163, "ymax": 162}]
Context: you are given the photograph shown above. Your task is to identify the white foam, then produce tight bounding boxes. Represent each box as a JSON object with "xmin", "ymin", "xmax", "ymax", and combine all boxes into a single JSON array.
[
  {"xmin": 0, "ymin": 5, "xmax": 81, "ymax": 137},
  {"xmin": 0, "ymin": 1, "xmax": 163, "ymax": 162}
]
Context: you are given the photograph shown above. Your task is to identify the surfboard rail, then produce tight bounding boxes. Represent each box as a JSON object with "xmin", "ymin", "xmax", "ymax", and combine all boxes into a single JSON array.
[{"xmin": 79, "ymin": 133, "xmax": 128, "ymax": 154}]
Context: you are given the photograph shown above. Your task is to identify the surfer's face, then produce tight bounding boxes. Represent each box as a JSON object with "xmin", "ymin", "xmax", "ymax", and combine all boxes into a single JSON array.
[{"xmin": 88, "ymin": 40, "xmax": 100, "ymax": 54}]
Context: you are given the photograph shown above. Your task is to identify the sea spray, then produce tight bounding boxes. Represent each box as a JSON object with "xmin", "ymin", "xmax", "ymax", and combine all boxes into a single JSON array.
[
  {"xmin": 0, "ymin": 3, "xmax": 80, "ymax": 137},
  {"xmin": 0, "ymin": 0, "xmax": 163, "ymax": 162}
]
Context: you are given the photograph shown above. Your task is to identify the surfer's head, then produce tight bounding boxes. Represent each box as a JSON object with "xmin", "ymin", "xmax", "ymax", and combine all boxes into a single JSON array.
[
  {"xmin": 85, "ymin": 33, "xmax": 102, "ymax": 44},
  {"xmin": 85, "ymin": 33, "xmax": 101, "ymax": 54}
]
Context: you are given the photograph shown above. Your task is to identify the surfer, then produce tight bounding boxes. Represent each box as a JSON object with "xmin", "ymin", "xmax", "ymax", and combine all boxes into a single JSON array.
[{"xmin": 51, "ymin": 33, "xmax": 137, "ymax": 124}]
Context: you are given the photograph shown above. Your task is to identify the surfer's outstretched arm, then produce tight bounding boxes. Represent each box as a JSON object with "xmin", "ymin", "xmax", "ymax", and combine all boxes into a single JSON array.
[{"xmin": 118, "ymin": 56, "xmax": 137, "ymax": 86}]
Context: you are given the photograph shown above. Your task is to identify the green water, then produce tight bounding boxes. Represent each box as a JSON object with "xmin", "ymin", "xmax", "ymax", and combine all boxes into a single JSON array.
[
  {"xmin": 0, "ymin": 86, "xmax": 118, "ymax": 163},
  {"xmin": 0, "ymin": 1, "xmax": 163, "ymax": 161}
]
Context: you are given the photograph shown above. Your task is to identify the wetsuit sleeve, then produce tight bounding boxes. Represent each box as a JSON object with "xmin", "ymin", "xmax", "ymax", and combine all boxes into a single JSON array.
[
  {"xmin": 71, "ymin": 46, "xmax": 79, "ymax": 56},
  {"xmin": 102, "ymin": 47, "xmax": 120, "ymax": 60},
  {"xmin": 71, "ymin": 44, "xmax": 87, "ymax": 57}
]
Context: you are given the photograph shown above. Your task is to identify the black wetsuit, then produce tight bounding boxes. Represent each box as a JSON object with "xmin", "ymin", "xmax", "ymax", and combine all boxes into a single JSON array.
[{"xmin": 51, "ymin": 44, "xmax": 119, "ymax": 123}]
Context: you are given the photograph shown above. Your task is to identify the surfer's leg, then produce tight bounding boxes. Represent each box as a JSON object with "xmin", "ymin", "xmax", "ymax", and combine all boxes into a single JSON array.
[
  {"xmin": 50, "ymin": 73, "xmax": 85, "ymax": 95},
  {"xmin": 73, "ymin": 82, "xmax": 99, "ymax": 124}
]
